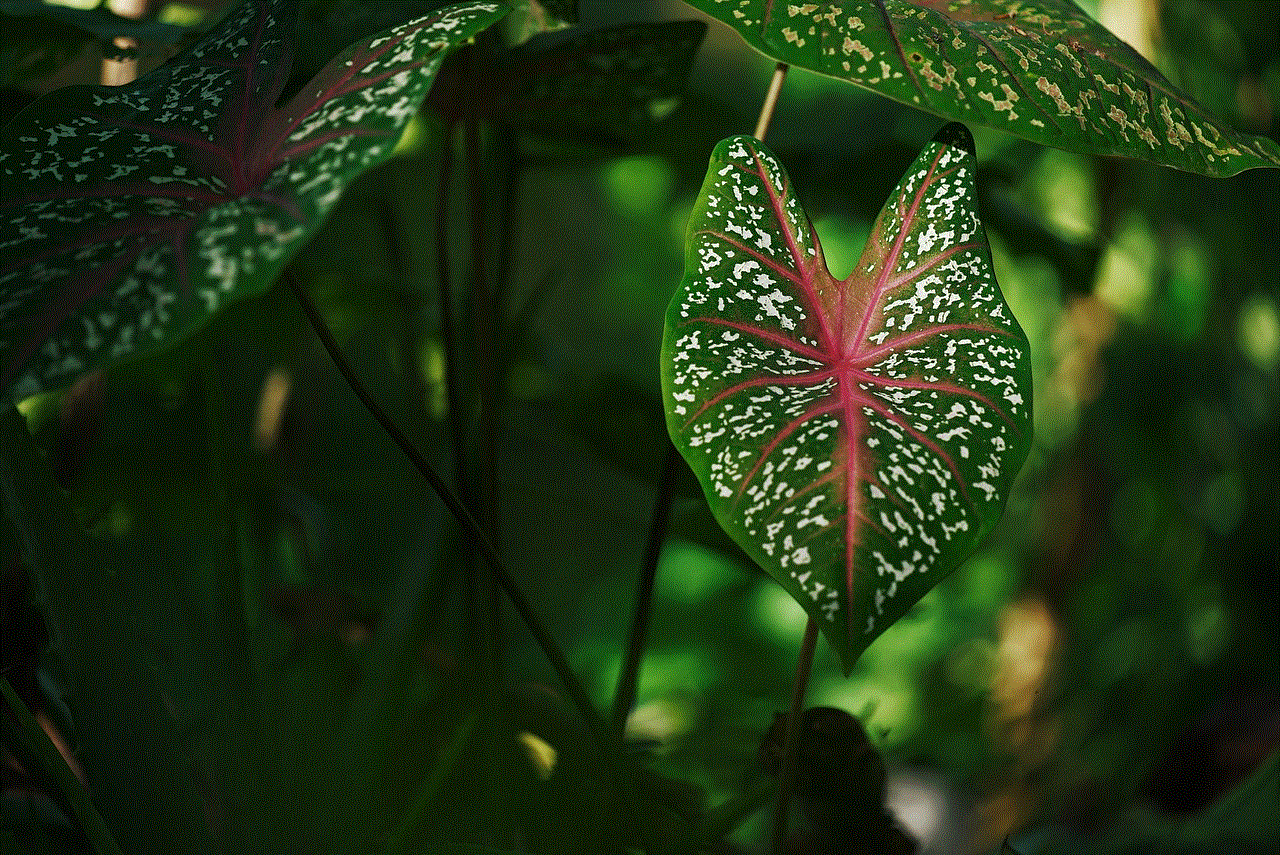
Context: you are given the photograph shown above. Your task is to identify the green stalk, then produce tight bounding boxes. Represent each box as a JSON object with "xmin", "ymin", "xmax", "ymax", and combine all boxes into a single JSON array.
[
  {"xmin": 610, "ymin": 442, "xmax": 680, "ymax": 737},
  {"xmin": 1, "ymin": 678, "xmax": 124, "ymax": 855},
  {"xmin": 464, "ymin": 118, "xmax": 501, "ymax": 538},
  {"xmin": 285, "ymin": 273, "xmax": 606, "ymax": 742},
  {"xmin": 769, "ymin": 617, "xmax": 819, "ymax": 854},
  {"xmin": 377, "ymin": 197, "xmax": 433, "ymax": 429},
  {"xmin": 493, "ymin": 127, "xmax": 520, "ymax": 366},
  {"xmin": 434, "ymin": 121, "xmax": 469, "ymax": 493},
  {"xmin": 200, "ymin": 353, "xmax": 266, "ymax": 844},
  {"xmin": 462, "ymin": 111, "xmax": 509, "ymax": 845}
]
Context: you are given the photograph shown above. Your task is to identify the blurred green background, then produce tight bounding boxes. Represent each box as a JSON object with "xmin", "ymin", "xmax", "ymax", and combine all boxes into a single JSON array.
[{"xmin": 3, "ymin": 0, "xmax": 1277, "ymax": 852}]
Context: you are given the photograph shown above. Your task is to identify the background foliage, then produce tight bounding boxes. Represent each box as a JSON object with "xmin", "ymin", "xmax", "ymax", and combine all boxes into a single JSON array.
[{"xmin": 2, "ymin": 0, "xmax": 1277, "ymax": 853}]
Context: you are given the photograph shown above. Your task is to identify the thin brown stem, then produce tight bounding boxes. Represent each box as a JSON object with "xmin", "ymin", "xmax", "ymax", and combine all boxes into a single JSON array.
[
  {"xmin": 770, "ymin": 617, "xmax": 819, "ymax": 853},
  {"xmin": 754, "ymin": 63, "xmax": 789, "ymax": 142},
  {"xmin": 286, "ymin": 271, "xmax": 605, "ymax": 740}
]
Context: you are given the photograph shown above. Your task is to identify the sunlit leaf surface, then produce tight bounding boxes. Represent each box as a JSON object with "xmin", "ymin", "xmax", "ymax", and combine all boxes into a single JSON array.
[
  {"xmin": 662, "ymin": 124, "xmax": 1032, "ymax": 670},
  {"xmin": 0, "ymin": 0, "xmax": 506, "ymax": 402},
  {"xmin": 687, "ymin": 0, "xmax": 1280, "ymax": 176}
]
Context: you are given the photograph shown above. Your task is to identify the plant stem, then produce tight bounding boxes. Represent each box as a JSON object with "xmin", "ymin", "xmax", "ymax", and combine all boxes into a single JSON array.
[
  {"xmin": 769, "ymin": 617, "xmax": 819, "ymax": 854},
  {"xmin": 494, "ymin": 125, "xmax": 519, "ymax": 364},
  {"xmin": 458, "ymin": 118, "xmax": 501, "ymax": 752},
  {"xmin": 434, "ymin": 122, "xmax": 468, "ymax": 492},
  {"xmin": 377, "ymin": 198, "xmax": 432, "ymax": 426},
  {"xmin": 285, "ymin": 272, "xmax": 606, "ymax": 740},
  {"xmin": 1, "ymin": 678, "xmax": 124, "ymax": 855},
  {"xmin": 463, "ymin": 118, "xmax": 500, "ymax": 536},
  {"xmin": 610, "ymin": 442, "xmax": 680, "ymax": 737},
  {"xmin": 754, "ymin": 62, "xmax": 789, "ymax": 141},
  {"xmin": 200, "ymin": 353, "xmax": 266, "ymax": 843}
]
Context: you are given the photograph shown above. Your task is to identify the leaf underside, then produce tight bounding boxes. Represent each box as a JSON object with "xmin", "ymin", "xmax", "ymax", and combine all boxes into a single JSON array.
[
  {"xmin": 687, "ymin": 0, "xmax": 1280, "ymax": 177},
  {"xmin": 662, "ymin": 124, "xmax": 1032, "ymax": 671},
  {"xmin": 0, "ymin": 0, "xmax": 507, "ymax": 403}
]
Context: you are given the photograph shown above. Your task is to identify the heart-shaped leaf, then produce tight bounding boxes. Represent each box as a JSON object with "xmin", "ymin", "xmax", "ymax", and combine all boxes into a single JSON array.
[
  {"xmin": 662, "ymin": 124, "xmax": 1031, "ymax": 671},
  {"xmin": 687, "ymin": 0, "xmax": 1280, "ymax": 177},
  {"xmin": 0, "ymin": 0, "xmax": 507, "ymax": 403}
]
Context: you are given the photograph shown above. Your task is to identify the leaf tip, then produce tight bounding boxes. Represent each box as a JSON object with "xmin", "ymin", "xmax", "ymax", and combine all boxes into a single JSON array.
[{"xmin": 933, "ymin": 121, "xmax": 975, "ymax": 156}]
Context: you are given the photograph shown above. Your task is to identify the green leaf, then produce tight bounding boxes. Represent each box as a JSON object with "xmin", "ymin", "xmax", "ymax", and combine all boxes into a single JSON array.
[
  {"xmin": 1, "ymin": 407, "xmax": 214, "ymax": 847},
  {"xmin": 439, "ymin": 20, "xmax": 707, "ymax": 141},
  {"xmin": 0, "ymin": 0, "xmax": 188, "ymax": 46},
  {"xmin": 1, "ymin": 677, "xmax": 124, "ymax": 855},
  {"xmin": 0, "ymin": 0, "xmax": 508, "ymax": 403},
  {"xmin": 661, "ymin": 124, "xmax": 1032, "ymax": 672},
  {"xmin": 507, "ymin": 0, "xmax": 579, "ymax": 43},
  {"xmin": 289, "ymin": 1, "xmax": 459, "ymax": 86},
  {"xmin": 686, "ymin": 0, "xmax": 1280, "ymax": 177}
]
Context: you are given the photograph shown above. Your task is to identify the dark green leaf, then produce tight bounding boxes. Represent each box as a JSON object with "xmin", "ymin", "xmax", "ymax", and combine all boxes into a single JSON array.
[
  {"xmin": 662, "ymin": 124, "xmax": 1032, "ymax": 671},
  {"xmin": 447, "ymin": 20, "xmax": 706, "ymax": 140},
  {"xmin": 290, "ymin": 1, "xmax": 457, "ymax": 87},
  {"xmin": 0, "ymin": 0, "xmax": 507, "ymax": 402},
  {"xmin": 0, "ymin": 0, "xmax": 188, "ymax": 46},
  {"xmin": 687, "ymin": 0, "xmax": 1280, "ymax": 176}
]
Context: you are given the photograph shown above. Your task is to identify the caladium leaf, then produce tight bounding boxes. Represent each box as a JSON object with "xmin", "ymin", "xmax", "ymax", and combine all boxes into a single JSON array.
[
  {"xmin": 686, "ymin": 0, "xmax": 1280, "ymax": 177},
  {"xmin": 501, "ymin": 20, "xmax": 706, "ymax": 138},
  {"xmin": 290, "ymin": 1, "xmax": 459, "ymax": 88},
  {"xmin": 662, "ymin": 124, "xmax": 1031, "ymax": 671},
  {"xmin": 434, "ymin": 20, "xmax": 707, "ymax": 141},
  {"xmin": 0, "ymin": 0, "xmax": 507, "ymax": 403}
]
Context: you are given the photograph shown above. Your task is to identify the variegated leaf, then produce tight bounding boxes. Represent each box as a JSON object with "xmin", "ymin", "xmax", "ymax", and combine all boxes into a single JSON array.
[
  {"xmin": 687, "ymin": 0, "xmax": 1280, "ymax": 177},
  {"xmin": 662, "ymin": 124, "xmax": 1031, "ymax": 671},
  {"xmin": 0, "ymin": 0, "xmax": 507, "ymax": 403}
]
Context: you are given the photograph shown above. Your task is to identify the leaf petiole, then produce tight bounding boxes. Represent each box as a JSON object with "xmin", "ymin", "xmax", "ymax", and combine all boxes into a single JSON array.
[
  {"xmin": 753, "ymin": 62, "xmax": 788, "ymax": 141},
  {"xmin": 285, "ymin": 272, "xmax": 607, "ymax": 743},
  {"xmin": 769, "ymin": 617, "xmax": 819, "ymax": 853}
]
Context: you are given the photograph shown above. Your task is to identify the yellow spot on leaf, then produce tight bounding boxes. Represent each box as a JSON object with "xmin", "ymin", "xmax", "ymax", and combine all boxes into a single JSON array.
[{"xmin": 845, "ymin": 37, "xmax": 873, "ymax": 61}]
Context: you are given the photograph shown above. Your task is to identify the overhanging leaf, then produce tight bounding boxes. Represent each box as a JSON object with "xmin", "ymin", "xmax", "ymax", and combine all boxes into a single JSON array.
[
  {"xmin": 289, "ymin": 1, "xmax": 458, "ymax": 88},
  {"xmin": 0, "ymin": 0, "xmax": 188, "ymax": 47},
  {"xmin": 661, "ymin": 124, "xmax": 1031, "ymax": 671},
  {"xmin": 686, "ymin": 0, "xmax": 1280, "ymax": 177},
  {"xmin": 435, "ymin": 20, "xmax": 707, "ymax": 141},
  {"xmin": 0, "ymin": 0, "xmax": 507, "ymax": 403}
]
